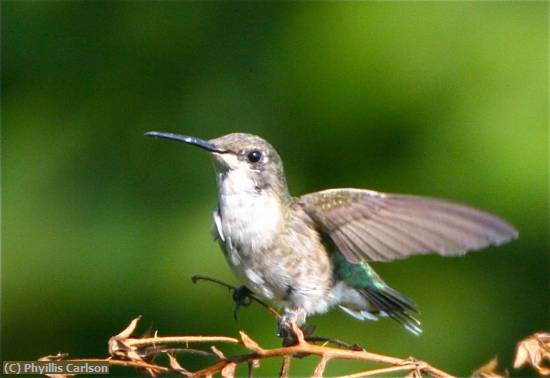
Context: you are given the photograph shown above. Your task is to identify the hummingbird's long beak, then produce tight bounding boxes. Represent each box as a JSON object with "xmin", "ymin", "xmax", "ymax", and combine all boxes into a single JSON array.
[{"xmin": 145, "ymin": 131, "xmax": 226, "ymax": 153}]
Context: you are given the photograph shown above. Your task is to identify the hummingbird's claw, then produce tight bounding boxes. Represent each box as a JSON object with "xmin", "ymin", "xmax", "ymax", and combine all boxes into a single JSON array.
[
  {"xmin": 232, "ymin": 286, "xmax": 253, "ymax": 320},
  {"xmin": 277, "ymin": 309, "xmax": 308, "ymax": 345}
]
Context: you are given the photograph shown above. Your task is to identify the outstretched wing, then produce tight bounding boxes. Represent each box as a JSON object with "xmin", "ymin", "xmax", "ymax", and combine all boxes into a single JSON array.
[{"xmin": 298, "ymin": 188, "xmax": 518, "ymax": 263}]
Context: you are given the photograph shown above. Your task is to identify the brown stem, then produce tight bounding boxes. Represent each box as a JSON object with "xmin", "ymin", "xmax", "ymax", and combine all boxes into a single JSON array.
[
  {"xmin": 337, "ymin": 363, "xmax": 418, "ymax": 378},
  {"xmin": 42, "ymin": 316, "xmax": 458, "ymax": 378},
  {"xmin": 279, "ymin": 355, "xmax": 292, "ymax": 378},
  {"xmin": 126, "ymin": 335, "xmax": 240, "ymax": 347},
  {"xmin": 312, "ymin": 355, "xmax": 330, "ymax": 377},
  {"xmin": 188, "ymin": 339, "xmax": 454, "ymax": 378}
]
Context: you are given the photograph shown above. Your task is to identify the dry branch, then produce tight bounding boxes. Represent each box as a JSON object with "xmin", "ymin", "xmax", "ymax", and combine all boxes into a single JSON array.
[
  {"xmin": 38, "ymin": 278, "xmax": 549, "ymax": 377},
  {"xmin": 41, "ymin": 316, "xmax": 456, "ymax": 378}
]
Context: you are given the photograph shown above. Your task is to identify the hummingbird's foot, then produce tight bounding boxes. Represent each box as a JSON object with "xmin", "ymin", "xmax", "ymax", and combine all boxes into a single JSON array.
[
  {"xmin": 277, "ymin": 309, "xmax": 307, "ymax": 345},
  {"xmin": 232, "ymin": 285, "xmax": 253, "ymax": 320}
]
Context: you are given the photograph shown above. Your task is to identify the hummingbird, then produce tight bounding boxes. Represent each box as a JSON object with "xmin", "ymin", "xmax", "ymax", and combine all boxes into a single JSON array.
[{"xmin": 145, "ymin": 131, "xmax": 518, "ymax": 336}]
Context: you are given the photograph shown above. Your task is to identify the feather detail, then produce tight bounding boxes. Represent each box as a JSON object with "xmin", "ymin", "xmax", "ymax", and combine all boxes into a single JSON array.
[
  {"xmin": 359, "ymin": 286, "xmax": 422, "ymax": 336},
  {"xmin": 299, "ymin": 188, "xmax": 518, "ymax": 263}
]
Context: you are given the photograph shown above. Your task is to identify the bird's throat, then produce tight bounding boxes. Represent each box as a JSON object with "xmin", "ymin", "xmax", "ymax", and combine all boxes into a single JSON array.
[{"xmin": 217, "ymin": 170, "xmax": 285, "ymax": 252}]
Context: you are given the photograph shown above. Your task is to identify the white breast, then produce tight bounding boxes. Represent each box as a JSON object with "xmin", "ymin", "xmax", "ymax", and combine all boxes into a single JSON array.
[{"xmin": 217, "ymin": 168, "xmax": 284, "ymax": 253}]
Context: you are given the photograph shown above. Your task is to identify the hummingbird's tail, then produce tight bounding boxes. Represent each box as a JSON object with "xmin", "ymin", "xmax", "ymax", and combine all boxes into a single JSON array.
[
  {"xmin": 333, "ymin": 251, "xmax": 422, "ymax": 335},
  {"xmin": 360, "ymin": 285, "xmax": 422, "ymax": 336},
  {"xmin": 340, "ymin": 285, "xmax": 422, "ymax": 336}
]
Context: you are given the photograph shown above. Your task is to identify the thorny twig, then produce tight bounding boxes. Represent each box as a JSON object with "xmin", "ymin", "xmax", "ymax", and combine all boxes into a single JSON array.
[
  {"xmin": 40, "ymin": 316, "xmax": 550, "ymax": 378},
  {"xmin": 42, "ymin": 316, "xmax": 456, "ymax": 378},
  {"xmin": 39, "ymin": 277, "xmax": 549, "ymax": 377}
]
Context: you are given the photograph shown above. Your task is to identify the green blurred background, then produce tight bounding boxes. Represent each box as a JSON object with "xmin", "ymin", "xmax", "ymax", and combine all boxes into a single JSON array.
[{"xmin": 2, "ymin": 1, "xmax": 548, "ymax": 376}]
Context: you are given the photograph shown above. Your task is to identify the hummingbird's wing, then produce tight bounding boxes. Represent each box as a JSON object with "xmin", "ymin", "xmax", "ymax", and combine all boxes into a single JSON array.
[{"xmin": 298, "ymin": 188, "xmax": 518, "ymax": 263}]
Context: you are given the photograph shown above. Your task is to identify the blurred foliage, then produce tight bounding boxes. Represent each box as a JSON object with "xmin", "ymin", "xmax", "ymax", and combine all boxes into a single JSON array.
[{"xmin": 1, "ymin": 1, "xmax": 548, "ymax": 376}]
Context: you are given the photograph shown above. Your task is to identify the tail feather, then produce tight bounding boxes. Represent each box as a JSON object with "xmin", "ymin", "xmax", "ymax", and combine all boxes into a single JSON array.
[
  {"xmin": 360, "ymin": 286, "xmax": 422, "ymax": 336},
  {"xmin": 339, "ymin": 305, "xmax": 380, "ymax": 321},
  {"xmin": 332, "ymin": 251, "xmax": 421, "ymax": 335},
  {"xmin": 376, "ymin": 285, "xmax": 417, "ymax": 313}
]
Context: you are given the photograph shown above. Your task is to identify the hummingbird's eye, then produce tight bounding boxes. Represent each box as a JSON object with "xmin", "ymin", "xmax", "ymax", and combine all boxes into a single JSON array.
[{"xmin": 247, "ymin": 150, "xmax": 262, "ymax": 163}]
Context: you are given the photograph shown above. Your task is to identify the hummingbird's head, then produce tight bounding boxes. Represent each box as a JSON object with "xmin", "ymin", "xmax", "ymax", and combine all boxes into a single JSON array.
[{"xmin": 145, "ymin": 131, "xmax": 289, "ymax": 197}]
